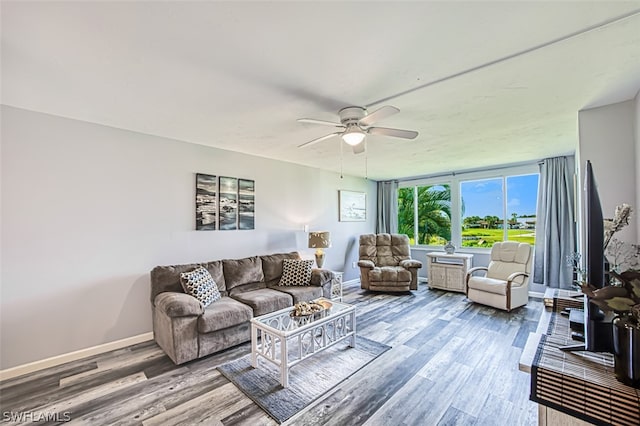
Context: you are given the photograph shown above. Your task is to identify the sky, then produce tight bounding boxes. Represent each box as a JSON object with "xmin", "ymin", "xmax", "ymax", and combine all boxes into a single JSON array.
[{"xmin": 461, "ymin": 174, "xmax": 539, "ymax": 219}]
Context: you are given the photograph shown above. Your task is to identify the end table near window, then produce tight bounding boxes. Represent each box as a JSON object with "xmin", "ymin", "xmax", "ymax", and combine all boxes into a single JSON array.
[
  {"xmin": 330, "ymin": 271, "xmax": 343, "ymax": 301},
  {"xmin": 426, "ymin": 252, "xmax": 473, "ymax": 293}
]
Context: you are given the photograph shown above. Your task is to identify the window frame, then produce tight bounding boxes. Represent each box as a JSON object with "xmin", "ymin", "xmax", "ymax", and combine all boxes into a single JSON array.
[{"xmin": 398, "ymin": 163, "xmax": 539, "ymax": 252}]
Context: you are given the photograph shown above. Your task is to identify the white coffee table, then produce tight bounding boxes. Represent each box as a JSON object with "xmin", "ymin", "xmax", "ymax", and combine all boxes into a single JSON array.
[{"xmin": 250, "ymin": 298, "xmax": 356, "ymax": 388}]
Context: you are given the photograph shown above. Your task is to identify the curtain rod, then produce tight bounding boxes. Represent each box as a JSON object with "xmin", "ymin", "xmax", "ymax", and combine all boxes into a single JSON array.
[
  {"xmin": 378, "ymin": 154, "xmax": 574, "ymax": 184},
  {"xmin": 396, "ymin": 159, "xmax": 546, "ymax": 183}
]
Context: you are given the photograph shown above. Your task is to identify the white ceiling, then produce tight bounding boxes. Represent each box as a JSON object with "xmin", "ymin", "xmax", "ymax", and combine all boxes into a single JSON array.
[{"xmin": 2, "ymin": 1, "xmax": 640, "ymax": 180}]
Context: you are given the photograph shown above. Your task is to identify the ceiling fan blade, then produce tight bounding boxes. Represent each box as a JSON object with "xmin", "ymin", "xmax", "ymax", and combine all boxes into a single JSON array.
[
  {"xmin": 352, "ymin": 142, "xmax": 366, "ymax": 154},
  {"xmin": 367, "ymin": 126, "xmax": 418, "ymax": 139},
  {"xmin": 358, "ymin": 105, "xmax": 400, "ymax": 126},
  {"xmin": 297, "ymin": 118, "xmax": 344, "ymax": 128},
  {"xmin": 298, "ymin": 132, "xmax": 341, "ymax": 148}
]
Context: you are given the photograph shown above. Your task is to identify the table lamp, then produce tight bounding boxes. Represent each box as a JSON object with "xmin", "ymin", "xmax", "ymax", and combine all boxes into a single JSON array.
[{"xmin": 308, "ymin": 231, "xmax": 331, "ymax": 268}]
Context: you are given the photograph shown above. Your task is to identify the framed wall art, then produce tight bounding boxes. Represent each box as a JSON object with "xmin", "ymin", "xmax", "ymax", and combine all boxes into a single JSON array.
[
  {"xmin": 195, "ymin": 173, "xmax": 256, "ymax": 231},
  {"xmin": 339, "ymin": 190, "xmax": 366, "ymax": 222},
  {"xmin": 195, "ymin": 173, "xmax": 217, "ymax": 230},
  {"xmin": 218, "ymin": 176, "xmax": 238, "ymax": 230},
  {"xmin": 238, "ymin": 179, "xmax": 255, "ymax": 230}
]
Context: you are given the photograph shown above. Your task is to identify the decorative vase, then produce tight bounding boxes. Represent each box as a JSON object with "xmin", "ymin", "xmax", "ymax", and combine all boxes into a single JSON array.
[
  {"xmin": 444, "ymin": 241, "xmax": 456, "ymax": 254},
  {"xmin": 612, "ymin": 316, "xmax": 640, "ymax": 388}
]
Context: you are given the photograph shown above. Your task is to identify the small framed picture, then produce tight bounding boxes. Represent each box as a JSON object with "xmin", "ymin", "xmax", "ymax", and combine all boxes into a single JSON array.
[{"xmin": 339, "ymin": 190, "xmax": 366, "ymax": 222}]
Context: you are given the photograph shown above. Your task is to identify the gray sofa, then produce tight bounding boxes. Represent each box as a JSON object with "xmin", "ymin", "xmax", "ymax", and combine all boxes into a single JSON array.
[{"xmin": 150, "ymin": 251, "xmax": 333, "ymax": 364}]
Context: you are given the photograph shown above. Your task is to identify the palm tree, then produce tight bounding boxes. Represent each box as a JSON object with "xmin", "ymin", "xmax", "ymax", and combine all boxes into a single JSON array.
[
  {"xmin": 416, "ymin": 185, "xmax": 452, "ymax": 244},
  {"xmin": 483, "ymin": 215, "xmax": 501, "ymax": 228},
  {"xmin": 508, "ymin": 212, "xmax": 519, "ymax": 229},
  {"xmin": 398, "ymin": 185, "xmax": 453, "ymax": 245},
  {"xmin": 398, "ymin": 187, "xmax": 415, "ymax": 242}
]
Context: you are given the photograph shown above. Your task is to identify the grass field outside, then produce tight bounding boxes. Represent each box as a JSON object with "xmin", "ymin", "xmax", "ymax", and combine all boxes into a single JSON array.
[
  {"xmin": 414, "ymin": 228, "xmax": 535, "ymax": 247},
  {"xmin": 461, "ymin": 228, "xmax": 535, "ymax": 247}
]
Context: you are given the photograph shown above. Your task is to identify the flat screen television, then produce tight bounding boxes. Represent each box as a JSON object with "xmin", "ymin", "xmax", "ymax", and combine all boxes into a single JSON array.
[{"xmin": 562, "ymin": 160, "xmax": 613, "ymax": 352}]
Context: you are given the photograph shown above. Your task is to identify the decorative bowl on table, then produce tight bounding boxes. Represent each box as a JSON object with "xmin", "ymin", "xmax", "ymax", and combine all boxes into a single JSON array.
[
  {"xmin": 290, "ymin": 301, "xmax": 328, "ymax": 325},
  {"xmin": 316, "ymin": 299, "xmax": 333, "ymax": 311}
]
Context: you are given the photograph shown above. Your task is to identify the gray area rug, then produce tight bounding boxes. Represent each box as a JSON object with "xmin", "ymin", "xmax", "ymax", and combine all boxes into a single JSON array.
[{"xmin": 218, "ymin": 336, "xmax": 390, "ymax": 424}]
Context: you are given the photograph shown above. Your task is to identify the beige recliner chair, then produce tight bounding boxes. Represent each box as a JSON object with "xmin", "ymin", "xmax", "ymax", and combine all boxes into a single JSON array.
[
  {"xmin": 358, "ymin": 233, "xmax": 422, "ymax": 292},
  {"xmin": 465, "ymin": 241, "xmax": 532, "ymax": 312}
]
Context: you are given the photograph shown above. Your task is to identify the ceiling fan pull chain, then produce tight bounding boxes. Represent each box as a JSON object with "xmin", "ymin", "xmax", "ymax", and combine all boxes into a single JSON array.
[{"xmin": 365, "ymin": 140, "xmax": 368, "ymax": 180}]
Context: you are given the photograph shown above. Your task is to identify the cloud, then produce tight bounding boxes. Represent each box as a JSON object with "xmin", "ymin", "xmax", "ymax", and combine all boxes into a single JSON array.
[{"xmin": 508, "ymin": 198, "xmax": 521, "ymax": 208}]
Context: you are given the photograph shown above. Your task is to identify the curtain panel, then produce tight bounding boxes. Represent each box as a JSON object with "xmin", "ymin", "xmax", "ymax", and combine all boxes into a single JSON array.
[
  {"xmin": 533, "ymin": 156, "xmax": 576, "ymax": 288},
  {"xmin": 376, "ymin": 180, "xmax": 398, "ymax": 234}
]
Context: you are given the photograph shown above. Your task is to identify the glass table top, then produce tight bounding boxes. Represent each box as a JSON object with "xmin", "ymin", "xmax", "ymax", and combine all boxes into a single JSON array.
[{"xmin": 251, "ymin": 298, "xmax": 353, "ymax": 333}]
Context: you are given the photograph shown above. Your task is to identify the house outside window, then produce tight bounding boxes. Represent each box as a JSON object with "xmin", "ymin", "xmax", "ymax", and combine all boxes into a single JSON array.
[{"xmin": 398, "ymin": 165, "xmax": 539, "ymax": 249}]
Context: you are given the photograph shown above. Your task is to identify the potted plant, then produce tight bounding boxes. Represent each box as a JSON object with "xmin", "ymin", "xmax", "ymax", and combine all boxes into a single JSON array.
[{"xmin": 579, "ymin": 204, "xmax": 640, "ymax": 387}]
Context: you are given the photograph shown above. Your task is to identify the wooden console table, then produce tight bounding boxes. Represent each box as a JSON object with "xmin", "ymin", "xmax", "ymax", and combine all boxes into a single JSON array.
[
  {"xmin": 519, "ymin": 289, "xmax": 640, "ymax": 425},
  {"xmin": 425, "ymin": 252, "xmax": 473, "ymax": 293}
]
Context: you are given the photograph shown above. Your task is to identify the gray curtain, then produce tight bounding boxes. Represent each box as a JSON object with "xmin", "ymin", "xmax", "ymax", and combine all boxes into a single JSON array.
[
  {"xmin": 534, "ymin": 156, "xmax": 576, "ymax": 288},
  {"xmin": 376, "ymin": 180, "xmax": 398, "ymax": 234}
]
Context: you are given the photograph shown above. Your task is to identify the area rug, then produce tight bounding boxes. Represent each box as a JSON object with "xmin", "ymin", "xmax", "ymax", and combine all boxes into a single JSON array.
[{"xmin": 217, "ymin": 336, "xmax": 390, "ymax": 424}]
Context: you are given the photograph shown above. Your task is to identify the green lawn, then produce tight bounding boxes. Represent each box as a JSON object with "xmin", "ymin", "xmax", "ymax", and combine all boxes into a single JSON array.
[{"xmin": 461, "ymin": 228, "xmax": 535, "ymax": 247}]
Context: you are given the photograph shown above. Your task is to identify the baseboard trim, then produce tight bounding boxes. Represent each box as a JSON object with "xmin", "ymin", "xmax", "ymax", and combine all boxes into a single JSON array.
[
  {"xmin": 343, "ymin": 278, "xmax": 359, "ymax": 286},
  {"xmin": 529, "ymin": 291, "xmax": 545, "ymax": 299},
  {"xmin": 0, "ymin": 332, "xmax": 154, "ymax": 381}
]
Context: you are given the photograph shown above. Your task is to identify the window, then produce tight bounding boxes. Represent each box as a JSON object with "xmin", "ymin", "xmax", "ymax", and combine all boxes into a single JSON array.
[
  {"xmin": 460, "ymin": 174, "xmax": 538, "ymax": 247},
  {"xmin": 398, "ymin": 166, "xmax": 539, "ymax": 249},
  {"xmin": 398, "ymin": 184, "xmax": 452, "ymax": 246},
  {"xmin": 397, "ymin": 187, "xmax": 415, "ymax": 243},
  {"xmin": 461, "ymin": 178, "xmax": 504, "ymax": 247},
  {"xmin": 505, "ymin": 174, "xmax": 539, "ymax": 244}
]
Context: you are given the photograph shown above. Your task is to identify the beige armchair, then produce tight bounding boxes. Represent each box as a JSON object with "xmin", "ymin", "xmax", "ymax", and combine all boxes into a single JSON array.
[
  {"xmin": 358, "ymin": 233, "xmax": 422, "ymax": 292},
  {"xmin": 465, "ymin": 241, "xmax": 532, "ymax": 312}
]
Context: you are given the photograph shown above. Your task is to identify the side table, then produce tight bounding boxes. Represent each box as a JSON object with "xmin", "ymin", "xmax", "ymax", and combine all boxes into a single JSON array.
[
  {"xmin": 426, "ymin": 252, "xmax": 473, "ymax": 293},
  {"xmin": 330, "ymin": 271, "xmax": 343, "ymax": 301}
]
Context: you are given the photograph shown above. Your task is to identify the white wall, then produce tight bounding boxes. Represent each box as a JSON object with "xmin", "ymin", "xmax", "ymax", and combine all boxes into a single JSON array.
[
  {"xmin": 0, "ymin": 106, "xmax": 376, "ymax": 369},
  {"xmin": 578, "ymin": 100, "xmax": 637, "ymax": 245}
]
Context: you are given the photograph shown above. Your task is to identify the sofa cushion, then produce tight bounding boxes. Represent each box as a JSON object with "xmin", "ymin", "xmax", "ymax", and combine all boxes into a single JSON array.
[
  {"xmin": 180, "ymin": 266, "xmax": 221, "ymax": 308},
  {"xmin": 223, "ymin": 256, "xmax": 265, "ymax": 294},
  {"xmin": 279, "ymin": 259, "xmax": 313, "ymax": 286},
  {"xmin": 368, "ymin": 266, "xmax": 412, "ymax": 283},
  {"xmin": 197, "ymin": 296, "xmax": 253, "ymax": 333},
  {"xmin": 272, "ymin": 285, "xmax": 323, "ymax": 304},
  {"xmin": 231, "ymin": 288, "xmax": 293, "ymax": 316},
  {"xmin": 260, "ymin": 252, "xmax": 300, "ymax": 285}
]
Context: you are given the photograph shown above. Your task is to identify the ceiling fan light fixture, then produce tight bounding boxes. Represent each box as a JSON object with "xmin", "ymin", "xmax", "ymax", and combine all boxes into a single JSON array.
[
  {"xmin": 342, "ymin": 126, "xmax": 365, "ymax": 146},
  {"xmin": 298, "ymin": 105, "xmax": 415, "ymax": 150}
]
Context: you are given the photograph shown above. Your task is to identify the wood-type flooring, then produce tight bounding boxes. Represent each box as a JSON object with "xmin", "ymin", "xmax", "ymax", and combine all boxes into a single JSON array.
[{"xmin": 0, "ymin": 281, "xmax": 543, "ymax": 425}]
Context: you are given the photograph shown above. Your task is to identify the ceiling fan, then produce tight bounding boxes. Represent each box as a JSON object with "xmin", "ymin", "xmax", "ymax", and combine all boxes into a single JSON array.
[{"xmin": 297, "ymin": 106, "xmax": 418, "ymax": 154}]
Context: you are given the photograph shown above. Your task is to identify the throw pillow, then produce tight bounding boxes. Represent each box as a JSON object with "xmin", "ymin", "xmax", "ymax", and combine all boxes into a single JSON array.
[
  {"xmin": 279, "ymin": 259, "xmax": 314, "ymax": 286},
  {"xmin": 180, "ymin": 266, "xmax": 221, "ymax": 308}
]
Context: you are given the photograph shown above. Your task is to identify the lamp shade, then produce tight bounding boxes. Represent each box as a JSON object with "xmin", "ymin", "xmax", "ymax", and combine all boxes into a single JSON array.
[{"xmin": 308, "ymin": 231, "xmax": 331, "ymax": 249}]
